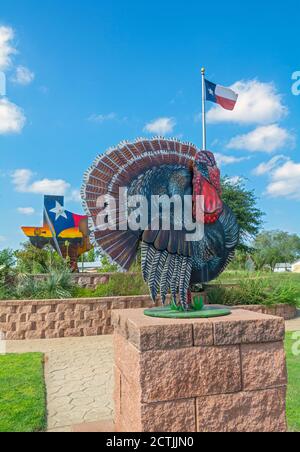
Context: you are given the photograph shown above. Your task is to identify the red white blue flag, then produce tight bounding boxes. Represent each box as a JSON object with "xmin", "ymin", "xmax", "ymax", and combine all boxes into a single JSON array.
[
  {"xmin": 205, "ymin": 79, "xmax": 238, "ymax": 111},
  {"xmin": 44, "ymin": 195, "xmax": 86, "ymax": 237}
]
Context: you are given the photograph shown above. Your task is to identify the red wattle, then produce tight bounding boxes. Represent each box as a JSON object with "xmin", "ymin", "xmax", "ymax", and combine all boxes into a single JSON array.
[{"xmin": 193, "ymin": 170, "xmax": 223, "ymax": 224}]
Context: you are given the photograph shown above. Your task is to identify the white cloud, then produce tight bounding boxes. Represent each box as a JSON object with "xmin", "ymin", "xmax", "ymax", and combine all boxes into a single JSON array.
[
  {"xmin": 214, "ymin": 153, "xmax": 250, "ymax": 166},
  {"xmin": 0, "ymin": 26, "xmax": 34, "ymax": 136},
  {"xmin": 0, "ymin": 27, "xmax": 31, "ymax": 135},
  {"xmin": 207, "ymin": 80, "xmax": 287, "ymax": 125},
  {"xmin": 12, "ymin": 169, "xmax": 70, "ymax": 195},
  {"xmin": 226, "ymin": 176, "xmax": 244, "ymax": 185},
  {"xmin": 17, "ymin": 207, "xmax": 35, "ymax": 215},
  {"xmin": 88, "ymin": 113, "xmax": 117, "ymax": 123},
  {"xmin": 0, "ymin": 98, "xmax": 26, "ymax": 134},
  {"xmin": 0, "ymin": 26, "xmax": 16, "ymax": 71},
  {"xmin": 253, "ymin": 155, "xmax": 289, "ymax": 176},
  {"xmin": 227, "ymin": 124, "xmax": 294, "ymax": 153},
  {"xmin": 12, "ymin": 65, "xmax": 35, "ymax": 85},
  {"xmin": 144, "ymin": 117, "xmax": 176, "ymax": 135},
  {"xmin": 26, "ymin": 179, "xmax": 70, "ymax": 196},
  {"xmin": 66, "ymin": 189, "xmax": 81, "ymax": 203},
  {"xmin": 265, "ymin": 160, "xmax": 300, "ymax": 200},
  {"xmin": 11, "ymin": 169, "xmax": 32, "ymax": 190},
  {"xmin": 0, "ymin": 235, "xmax": 6, "ymax": 243}
]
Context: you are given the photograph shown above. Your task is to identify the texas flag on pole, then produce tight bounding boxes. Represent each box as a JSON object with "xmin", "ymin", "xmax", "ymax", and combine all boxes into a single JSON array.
[
  {"xmin": 205, "ymin": 79, "xmax": 238, "ymax": 111},
  {"xmin": 44, "ymin": 195, "xmax": 86, "ymax": 237}
]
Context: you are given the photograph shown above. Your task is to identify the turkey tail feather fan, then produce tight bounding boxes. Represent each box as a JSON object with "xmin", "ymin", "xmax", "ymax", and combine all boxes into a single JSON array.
[
  {"xmin": 82, "ymin": 138, "xmax": 198, "ymax": 272},
  {"xmin": 82, "ymin": 138, "xmax": 240, "ymax": 309}
]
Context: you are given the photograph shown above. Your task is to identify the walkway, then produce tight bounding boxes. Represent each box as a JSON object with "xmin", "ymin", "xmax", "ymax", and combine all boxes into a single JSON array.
[
  {"xmin": 285, "ymin": 309, "xmax": 300, "ymax": 332},
  {"xmin": 6, "ymin": 336, "xmax": 114, "ymax": 432}
]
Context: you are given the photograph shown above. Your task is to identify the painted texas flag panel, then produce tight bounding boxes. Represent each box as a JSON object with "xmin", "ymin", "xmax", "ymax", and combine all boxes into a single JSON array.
[{"xmin": 205, "ymin": 79, "xmax": 238, "ymax": 110}]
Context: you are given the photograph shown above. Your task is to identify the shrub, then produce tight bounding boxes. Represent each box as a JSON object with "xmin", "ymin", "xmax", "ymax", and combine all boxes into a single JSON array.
[
  {"xmin": 13, "ymin": 269, "xmax": 74, "ymax": 300},
  {"xmin": 38, "ymin": 270, "xmax": 74, "ymax": 299},
  {"xmin": 0, "ymin": 268, "xmax": 148, "ymax": 300},
  {"xmin": 15, "ymin": 242, "xmax": 70, "ymax": 274},
  {"xmin": 0, "ymin": 284, "xmax": 12, "ymax": 300},
  {"xmin": 207, "ymin": 277, "xmax": 300, "ymax": 307}
]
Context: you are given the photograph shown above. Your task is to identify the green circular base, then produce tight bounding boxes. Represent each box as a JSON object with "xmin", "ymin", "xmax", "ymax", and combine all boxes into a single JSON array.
[{"xmin": 144, "ymin": 305, "xmax": 231, "ymax": 319}]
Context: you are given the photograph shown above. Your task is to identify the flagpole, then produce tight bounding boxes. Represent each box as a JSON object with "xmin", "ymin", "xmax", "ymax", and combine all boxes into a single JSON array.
[
  {"xmin": 201, "ymin": 67, "xmax": 207, "ymax": 150},
  {"xmin": 44, "ymin": 208, "xmax": 63, "ymax": 258}
]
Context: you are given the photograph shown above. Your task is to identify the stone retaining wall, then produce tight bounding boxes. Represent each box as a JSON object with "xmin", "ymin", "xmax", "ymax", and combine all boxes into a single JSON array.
[
  {"xmin": 0, "ymin": 296, "xmax": 161, "ymax": 341},
  {"xmin": 0, "ymin": 296, "xmax": 296, "ymax": 340},
  {"xmin": 229, "ymin": 304, "xmax": 297, "ymax": 321}
]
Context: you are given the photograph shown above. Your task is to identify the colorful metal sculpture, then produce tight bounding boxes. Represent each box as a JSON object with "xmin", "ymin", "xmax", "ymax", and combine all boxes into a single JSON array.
[
  {"xmin": 22, "ymin": 195, "xmax": 92, "ymax": 271},
  {"xmin": 82, "ymin": 138, "xmax": 239, "ymax": 314}
]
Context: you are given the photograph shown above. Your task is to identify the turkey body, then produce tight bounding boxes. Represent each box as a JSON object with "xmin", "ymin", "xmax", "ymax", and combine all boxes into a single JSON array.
[{"xmin": 128, "ymin": 164, "xmax": 238, "ymax": 307}]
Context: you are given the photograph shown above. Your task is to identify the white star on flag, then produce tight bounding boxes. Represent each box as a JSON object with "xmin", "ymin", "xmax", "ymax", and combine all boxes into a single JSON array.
[
  {"xmin": 208, "ymin": 88, "xmax": 214, "ymax": 95},
  {"xmin": 50, "ymin": 201, "xmax": 68, "ymax": 221}
]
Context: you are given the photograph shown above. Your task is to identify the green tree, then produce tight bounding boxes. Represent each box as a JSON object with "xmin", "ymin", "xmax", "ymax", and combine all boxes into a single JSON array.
[
  {"xmin": 86, "ymin": 248, "xmax": 96, "ymax": 262},
  {"xmin": 226, "ymin": 249, "xmax": 250, "ymax": 271},
  {"xmin": 0, "ymin": 248, "xmax": 15, "ymax": 281},
  {"xmin": 221, "ymin": 177, "xmax": 264, "ymax": 252},
  {"xmin": 253, "ymin": 230, "xmax": 300, "ymax": 271},
  {"xmin": 0, "ymin": 248, "xmax": 15, "ymax": 271},
  {"xmin": 99, "ymin": 254, "xmax": 119, "ymax": 273},
  {"xmin": 0, "ymin": 249, "xmax": 16, "ymax": 299},
  {"xmin": 80, "ymin": 248, "xmax": 100, "ymax": 263},
  {"xmin": 15, "ymin": 241, "xmax": 67, "ymax": 274}
]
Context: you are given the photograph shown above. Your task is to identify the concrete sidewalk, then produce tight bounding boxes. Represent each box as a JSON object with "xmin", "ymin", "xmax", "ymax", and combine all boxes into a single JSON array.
[
  {"xmin": 7, "ymin": 336, "xmax": 114, "ymax": 432},
  {"xmin": 285, "ymin": 309, "xmax": 300, "ymax": 332}
]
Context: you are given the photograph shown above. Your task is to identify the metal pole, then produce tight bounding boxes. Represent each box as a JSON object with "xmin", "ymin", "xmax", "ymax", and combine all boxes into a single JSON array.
[
  {"xmin": 44, "ymin": 208, "xmax": 63, "ymax": 258},
  {"xmin": 201, "ymin": 67, "xmax": 207, "ymax": 150}
]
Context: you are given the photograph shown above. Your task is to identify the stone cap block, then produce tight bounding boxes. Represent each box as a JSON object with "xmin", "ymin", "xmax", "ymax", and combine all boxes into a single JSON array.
[
  {"xmin": 0, "ymin": 295, "xmax": 153, "ymax": 307},
  {"xmin": 112, "ymin": 307, "xmax": 285, "ymax": 351}
]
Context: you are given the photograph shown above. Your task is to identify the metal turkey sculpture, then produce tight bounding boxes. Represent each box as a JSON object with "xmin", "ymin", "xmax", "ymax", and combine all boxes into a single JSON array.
[{"xmin": 82, "ymin": 138, "xmax": 239, "ymax": 315}]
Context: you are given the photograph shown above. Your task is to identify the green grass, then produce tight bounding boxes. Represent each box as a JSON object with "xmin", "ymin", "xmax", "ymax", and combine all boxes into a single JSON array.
[
  {"xmin": 0, "ymin": 353, "xmax": 47, "ymax": 432},
  {"xmin": 286, "ymin": 332, "xmax": 300, "ymax": 432},
  {"xmin": 214, "ymin": 270, "xmax": 300, "ymax": 287}
]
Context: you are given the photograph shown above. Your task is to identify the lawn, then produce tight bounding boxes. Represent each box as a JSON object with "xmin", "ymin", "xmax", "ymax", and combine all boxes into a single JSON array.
[
  {"xmin": 215, "ymin": 270, "xmax": 300, "ymax": 287},
  {"xmin": 286, "ymin": 331, "xmax": 300, "ymax": 432},
  {"xmin": 0, "ymin": 353, "xmax": 47, "ymax": 432}
]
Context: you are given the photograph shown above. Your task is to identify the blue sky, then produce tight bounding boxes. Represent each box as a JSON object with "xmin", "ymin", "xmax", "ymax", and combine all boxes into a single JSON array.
[{"xmin": 1, "ymin": 0, "xmax": 300, "ymax": 249}]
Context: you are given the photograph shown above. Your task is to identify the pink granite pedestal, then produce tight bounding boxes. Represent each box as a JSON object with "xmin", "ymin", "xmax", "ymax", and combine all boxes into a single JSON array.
[{"xmin": 112, "ymin": 308, "xmax": 288, "ymax": 433}]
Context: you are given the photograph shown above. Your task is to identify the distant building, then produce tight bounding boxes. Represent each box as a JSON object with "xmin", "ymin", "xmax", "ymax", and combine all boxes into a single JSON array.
[
  {"xmin": 274, "ymin": 263, "xmax": 292, "ymax": 273},
  {"xmin": 292, "ymin": 261, "xmax": 300, "ymax": 273},
  {"xmin": 78, "ymin": 262, "xmax": 102, "ymax": 273}
]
